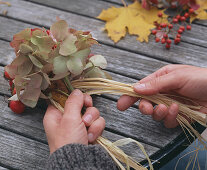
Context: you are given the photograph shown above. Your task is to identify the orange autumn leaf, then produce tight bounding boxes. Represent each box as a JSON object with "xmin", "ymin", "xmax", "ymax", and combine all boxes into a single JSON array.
[
  {"xmin": 97, "ymin": 1, "xmax": 168, "ymax": 43},
  {"xmin": 190, "ymin": 0, "xmax": 207, "ymax": 22}
]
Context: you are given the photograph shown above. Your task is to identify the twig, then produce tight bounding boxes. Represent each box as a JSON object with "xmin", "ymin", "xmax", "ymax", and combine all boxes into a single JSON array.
[{"xmin": 63, "ymin": 76, "xmax": 74, "ymax": 92}]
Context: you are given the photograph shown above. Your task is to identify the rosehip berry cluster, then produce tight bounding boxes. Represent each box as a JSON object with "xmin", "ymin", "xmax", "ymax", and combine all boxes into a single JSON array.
[
  {"xmin": 4, "ymin": 71, "xmax": 25, "ymax": 114},
  {"xmin": 152, "ymin": 8, "xmax": 194, "ymax": 49}
]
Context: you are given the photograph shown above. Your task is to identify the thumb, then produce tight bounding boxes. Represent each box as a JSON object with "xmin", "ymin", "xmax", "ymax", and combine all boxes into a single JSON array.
[
  {"xmin": 134, "ymin": 73, "xmax": 179, "ymax": 95},
  {"xmin": 63, "ymin": 89, "xmax": 84, "ymax": 120}
]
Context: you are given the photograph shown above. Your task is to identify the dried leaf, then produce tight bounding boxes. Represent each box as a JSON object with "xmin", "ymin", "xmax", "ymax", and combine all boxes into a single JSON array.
[
  {"xmin": 53, "ymin": 55, "xmax": 68, "ymax": 74},
  {"xmin": 50, "ymin": 20, "xmax": 69, "ymax": 41},
  {"xmin": 66, "ymin": 56, "xmax": 83, "ymax": 76},
  {"xmin": 59, "ymin": 34, "xmax": 77, "ymax": 56},
  {"xmin": 28, "ymin": 54, "xmax": 43, "ymax": 68},
  {"xmin": 19, "ymin": 44, "xmax": 33, "ymax": 54},
  {"xmin": 89, "ymin": 55, "xmax": 107, "ymax": 69},
  {"xmin": 85, "ymin": 67, "xmax": 110, "ymax": 79},
  {"xmin": 97, "ymin": 1, "xmax": 168, "ymax": 43},
  {"xmin": 72, "ymin": 48, "xmax": 91, "ymax": 66},
  {"xmin": 190, "ymin": 0, "xmax": 207, "ymax": 22},
  {"xmin": 17, "ymin": 57, "xmax": 33, "ymax": 76},
  {"xmin": 31, "ymin": 36, "xmax": 55, "ymax": 53}
]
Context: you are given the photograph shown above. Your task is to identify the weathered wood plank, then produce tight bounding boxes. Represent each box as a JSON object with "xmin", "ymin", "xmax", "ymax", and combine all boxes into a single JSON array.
[
  {"xmin": 0, "ymin": 65, "xmax": 181, "ymax": 148},
  {"xmin": 18, "ymin": 0, "xmax": 207, "ymax": 48},
  {"xmin": 0, "ymin": 128, "xmax": 158, "ymax": 170},
  {"xmin": 0, "ymin": 1, "xmax": 206, "ymax": 67},
  {"xmin": 0, "ymin": 128, "xmax": 49, "ymax": 170}
]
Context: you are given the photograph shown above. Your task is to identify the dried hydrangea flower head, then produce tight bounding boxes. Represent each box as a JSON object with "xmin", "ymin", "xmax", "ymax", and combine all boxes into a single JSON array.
[{"xmin": 5, "ymin": 20, "xmax": 110, "ymax": 108}]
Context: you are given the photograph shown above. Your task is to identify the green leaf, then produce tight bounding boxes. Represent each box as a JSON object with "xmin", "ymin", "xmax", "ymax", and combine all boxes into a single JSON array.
[
  {"xmin": 31, "ymin": 36, "xmax": 55, "ymax": 53},
  {"xmin": 50, "ymin": 20, "xmax": 69, "ymax": 41},
  {"xmin": 28, "ymin": 54, "xmax": 43, "ymax": 68},
  {"xmin": 84, "ymin": 67, "xmax": 111, "ymax": 79},
  {"xmin": 66, "ymin": 56, "xmax": 83, "ymax": 76},
  {"xmin": 19, "ymin": 44, "xmax": 33, "ymax": 54},
  {"xmin": 53, "ymin": 56, "xmax": 68, "ymax": 74},
  {"xmin": 13, "ymin": 28, "xmax": 31, "ymax": 41},
  {"xmin": 89, "ymin": 55, "xmax": 107, "ymax": 69},
  {"xmin": 59, "ymin": 34, "xmax": 77, "ymax": 56}
]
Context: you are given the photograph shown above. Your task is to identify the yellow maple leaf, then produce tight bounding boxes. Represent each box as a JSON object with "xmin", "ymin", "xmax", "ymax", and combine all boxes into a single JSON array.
[
  {"xmin": 97, "ymin": 1, "xmax": 168, "ymax": 43},
  {"xmin": 190, "ymin": 0, "xmax": 207, "ymax": 22}
]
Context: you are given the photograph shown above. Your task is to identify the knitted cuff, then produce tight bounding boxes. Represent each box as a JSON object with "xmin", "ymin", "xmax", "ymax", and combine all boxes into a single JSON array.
[{"xmin": 46, "ymin": 144, "xmax": 117, "ymax": 170}]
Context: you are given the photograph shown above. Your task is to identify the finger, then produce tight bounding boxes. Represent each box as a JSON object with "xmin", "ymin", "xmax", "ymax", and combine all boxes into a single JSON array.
[
  {"xmin": 43, "ymin": 105, "xmax": 62, "ymax": 136},
  {"xmin": 82, "ymin": 107, "xmax": 100, "ymax": 126},
  {"xmin": 64, "ymin": 89, "xmax": 84, "ymax": 120},
  {"xmin": 134, "ymin": 72, "xmax": 182, "ymax": 95},
  {"xmin": 153, "ymin": 104, "xmax": 168, "ymax": 121},
  {"xmin": 140, "ymin": 64, "xmax": 190, "ymax": 84},
  {"xmin": 84, "ymin": 94, "xmax": 93, "ymax": 107},
  {"xmin": 87, "ymin": 117, "xmax": 105, "ymax": 143},
  {"xmin": 117, "ymin": 95, "xmax": 139, "ymax": 111},
  {"xmin": 164, "ymin": 103, "xmax": 179, "ymax": 128},
  {"xmin": 139, "ymin": 99, "xmax": 154, "ymax": 115}
]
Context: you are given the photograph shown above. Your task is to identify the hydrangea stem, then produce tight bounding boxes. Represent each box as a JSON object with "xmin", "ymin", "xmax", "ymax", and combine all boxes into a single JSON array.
[{"xmin": 64, "ymin": 76, "xmax": 74, "ymax": 93}]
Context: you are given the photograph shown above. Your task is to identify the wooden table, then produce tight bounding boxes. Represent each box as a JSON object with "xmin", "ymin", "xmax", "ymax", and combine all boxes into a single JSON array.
[{"xmin": 0, "ymin": 0, "xmax": 206, "ymax": 169}]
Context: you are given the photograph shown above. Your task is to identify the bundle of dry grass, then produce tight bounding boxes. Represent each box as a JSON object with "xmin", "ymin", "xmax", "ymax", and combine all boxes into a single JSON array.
[{"xmin": 71, "ymin": 78, "xmax": 207, "ymax": 150}]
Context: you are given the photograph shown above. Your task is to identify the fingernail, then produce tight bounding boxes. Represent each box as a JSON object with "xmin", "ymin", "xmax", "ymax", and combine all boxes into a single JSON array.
[
  {"xmin": 88, "ymin": 133, "xmax": 94, "ymax": 142},
  {"xmin": 83, "ymin": 114, "xmax": 92, "ymax": 124},
  {"xmin": 134, "ymin": 83, "xmax": 146, "ymax": 90},
  {"xmin": 72, "ymin": 89, "xmax": 81, "ymax": 96}
]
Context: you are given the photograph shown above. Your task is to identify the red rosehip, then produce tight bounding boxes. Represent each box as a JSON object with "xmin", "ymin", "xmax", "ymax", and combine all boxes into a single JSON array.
[
  {"xmin": 155, "ymin": 37, "xmax": 160, "ymax": 42},
  {"xmin": 9, "ymin": 80, "xmax": 13, "ymax": 88},
  {"xmin": 184, "ymin": 13, "xmax": 189, "ymax": 18},
  {"xmin": 189, "ymin": 8, "xmax": 194, "ymax": 14},
  {"xmin": 178, "ymin": 29, "xmax": 183, "ymax": 34},
  {"xmin": 161, "ymin": 38, "xmax": 166, "ymax": 44},
  {"xmin": 180, "ymin": 26, "xmax": 185, "ymax": 31},
  {"xmin": 152, "ymin": 30, "xmax": 157, "ymax": 35},
  {"xmin": 46, "ymin": 30, "xmax": 50, "ymax": 35},
  {"xmin": 166, "ymin": 44, "xmax": 171, "ymax": 49},
  {"xmin": 52, "ymin": 44, "xmax": 57, "ymax": 50},
  {"xmin": 166, "ymin": 39, "xmax": 172, "ymax": 44},
  {"xmin": 158, "ymin": 12, "xmax": 163, "ymax": 17},
  {"xmin": 12, "ymin": 88, "xmax": 16, "ymax": 95},
  {"xmin": 157, "ymin": 26, "xmax": 162, "ymax": 30},
  {"xmin": 186, "ymin": 25, "xmax": 191, "ymax": 30},
  {"xmin": 161, "ymin": 23, "xmax": 167, "ymax": 28},
  {"xmin": 176, "ymin": 15, "xmax": 181, "ymax": 20},
  {"xmin": 176, "ymin": 34, "xmax": 181, "ymax": 38},
  {"xmin": 180, "ymin": 16, "xmax": 186, "ymax": 22},
  {"xmin": 88, "ymin": 54, "xmax": 94, "ymax": 58},
  {"xmin": 9, "ymin": 100, "xmax": 25, "ymax": 114},
  {"xmin": 163, "ymin": 34, "xmax": 168, "ymax": 39},
  {"xmin": 4, "ymin": 71, "xmax": 11, "ymax": 80},
  {"xmin": 173, "ymin": 18, "xmax": 178, "ymax": 23},
  {"xmin": 168, "ymin": 24, "xmax": 173, "ymax": 29},
  {"xmin": 174, "ymin": 38, "xmax": 181, "ymax": 45}
]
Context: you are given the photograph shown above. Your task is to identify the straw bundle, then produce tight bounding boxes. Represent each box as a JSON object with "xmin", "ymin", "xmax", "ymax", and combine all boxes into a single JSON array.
[{"xmin": 71, "ymin": 78, "xmax": 207, "ymax": 149}]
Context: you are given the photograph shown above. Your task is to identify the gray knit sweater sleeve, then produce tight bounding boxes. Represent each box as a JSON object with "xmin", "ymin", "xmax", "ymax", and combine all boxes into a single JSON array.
[{"xmin": 46, "ymin": 144, "xmax": 117, "ymax": 170}]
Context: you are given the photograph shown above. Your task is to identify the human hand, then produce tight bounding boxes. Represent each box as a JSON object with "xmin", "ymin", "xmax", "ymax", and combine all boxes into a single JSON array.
[
  {"xmin": 117, "ymin": 65, "xmax": 207, "ymax": 128},
  {"xmin": 43, "ymin": 89, "xmax": 105, "ymax": 154}
]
